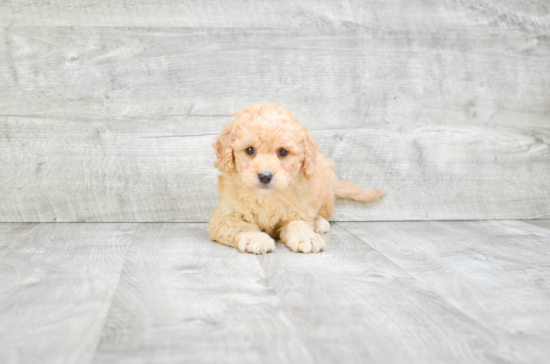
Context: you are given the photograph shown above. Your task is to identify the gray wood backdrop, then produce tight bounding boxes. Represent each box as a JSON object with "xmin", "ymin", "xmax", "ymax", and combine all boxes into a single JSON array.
[{"xmin": 1, "ymin": 0, "xmax": 549, "ymax": 222}]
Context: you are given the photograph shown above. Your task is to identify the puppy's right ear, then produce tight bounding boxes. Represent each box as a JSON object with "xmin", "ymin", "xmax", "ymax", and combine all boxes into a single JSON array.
[
  {"xmin": 213, "ymin": 123, "xmax": 235, "ymax": 174},
  {"xmin": 303, "ymin": 127, "xmax": 318, "ymax": 180}
]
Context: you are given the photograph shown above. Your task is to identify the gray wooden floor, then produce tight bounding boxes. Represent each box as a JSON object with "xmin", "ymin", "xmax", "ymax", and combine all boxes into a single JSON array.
[{"xmin": 1, "ymin": 220, "xmax": 549, "ymax": 364}]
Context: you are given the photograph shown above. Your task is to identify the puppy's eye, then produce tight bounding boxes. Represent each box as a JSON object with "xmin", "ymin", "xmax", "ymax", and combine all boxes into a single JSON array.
[
  {"xmin": 245, "ymin": 147, "xmax": 254, "ymax": 155},
  {"xmin": 279, "ymin": 148, "xmax": 288, "ymax": 157}
]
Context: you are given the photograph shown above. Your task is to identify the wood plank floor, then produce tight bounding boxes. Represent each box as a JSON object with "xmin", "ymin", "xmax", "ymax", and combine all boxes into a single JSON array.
[{"xmin": 1, "ymin": 221, "xmax": 549, "ymax": 363}]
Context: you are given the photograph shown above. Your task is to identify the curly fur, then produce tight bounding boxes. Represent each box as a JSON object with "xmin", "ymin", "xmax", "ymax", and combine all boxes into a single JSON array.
[{"xmin": 208, "ymin": 103, "xmax": 384, "ymax": 254}]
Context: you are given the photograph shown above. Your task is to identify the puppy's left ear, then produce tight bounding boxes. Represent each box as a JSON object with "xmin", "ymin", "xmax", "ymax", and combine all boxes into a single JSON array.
[
  {"xmin": 303, "ymin": 127, "xmax": 318, "ymax": 180},
  {"xmin": 213, "ymin": 123, "xmax": 235, "ymax": 174}
]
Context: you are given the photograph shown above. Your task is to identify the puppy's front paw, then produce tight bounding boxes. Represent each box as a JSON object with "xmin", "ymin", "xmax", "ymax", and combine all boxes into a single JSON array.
[
  {"xmin": 285, "ymin": 231, "xmax": 326, "ymax": 254},
  {"xmin": 237, "ymin": 232, "xmax": 276, "ymax": 254},
  {"xmin": 314, "ymin": 216, "xmax": 330, "ymax": 234}
]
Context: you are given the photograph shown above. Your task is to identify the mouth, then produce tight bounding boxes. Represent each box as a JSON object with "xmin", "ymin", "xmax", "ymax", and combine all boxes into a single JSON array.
[{"xmin": 256, "ymin": 184, "xmax": 274, "ymax": 192}]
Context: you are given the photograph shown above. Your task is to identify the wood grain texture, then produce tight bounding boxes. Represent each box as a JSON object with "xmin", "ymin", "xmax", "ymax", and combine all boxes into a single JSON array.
[
  {"xmin": 1, "ymin": 26, "xmax": 549, "ymax": 125},
  {"xmin": 255, "ymin": 223, "xmax": 519, "ymax": 364},
  {"xmin": 1, "ymin": 116, "xmax": 548, "ymax": 222},
  {"xmin": 1, "ymin": 221, "xmax": 549, "ymax": 363},
  {"xmin": 93, "ymin": 223, "xmax": 314, "ymax": 364},
  {"xmin": 338, "ymin": 220, "xmax": 550, "ymax": 364},
  {"xmin": 2, "ymin": 0, "xmax": 547, "ymax": 34},
  {"xmin": 0, "ymin": 116, "xmax": 220, "ymax": 222},
  {"xmin": 1, "ymin": 3, "xmax": 549, "ymax": 222},
  {"xmin": 0, "ymin": 223, "xmax": 136, "ymax": 364},
  {"xmin": 91, "ymin": 222, "xmax": 533, "ymax": 363},
  {"xmin": 525, "ymin": 219, "xmax": 550, "ymax": 230}
]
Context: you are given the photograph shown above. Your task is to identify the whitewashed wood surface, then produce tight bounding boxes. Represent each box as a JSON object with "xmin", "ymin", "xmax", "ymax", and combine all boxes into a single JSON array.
[
  {"xmin": 1, "ymin": 0, "xmax": 549, "ymax": 32},
  {"xmin": 0, "ymin": 223, "xmax": 136, "ymax": 364},
  {"xmin": 339, "ymin": 220, "xmax": 550, "ymax": 364},
  {"xmin": 0, "ymin": 1, "xmax": 549, "ymax": 222},
  {"xmin": 1, "ymin": 220, "xmax": 549, "ymax": 363},
  {"xmin": 95, "ymin": 222, "xmax": 509, "ymax": 363}
]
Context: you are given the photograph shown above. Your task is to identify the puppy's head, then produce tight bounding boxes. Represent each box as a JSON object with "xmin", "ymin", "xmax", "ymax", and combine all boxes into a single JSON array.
[{"xmin": 213, "ymin": 103, "xmax": 318, "ymax": 194}]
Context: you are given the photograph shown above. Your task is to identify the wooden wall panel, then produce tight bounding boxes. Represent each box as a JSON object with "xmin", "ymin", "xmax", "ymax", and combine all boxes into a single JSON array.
[
  {"xmin": 0, "ymin": 2, "xmax": 549, "ymax": 222},
  {"xmin": 6, "ymin": 0, "xmax": 541, "ymax": 31},
  {"xmin": 1, "ymin": 26, "xmax": 549, "ymax": 127},
  {"xmin": 1, "ymin": 116, "xmax": 548, "ymax": 222}
]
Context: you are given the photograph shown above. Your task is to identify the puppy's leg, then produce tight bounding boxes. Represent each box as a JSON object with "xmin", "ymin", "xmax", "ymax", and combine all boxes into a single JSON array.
[
  {"xmin": 314, "ymin": 216, "xmax": 331, "ymax": 234},
  {"xmin": 208, "ymin": 211, "xmax": 275, "ymax": 254},
  {"xmin": 280, "ymin": 221, "xmax": 326, "ymax": 254}
]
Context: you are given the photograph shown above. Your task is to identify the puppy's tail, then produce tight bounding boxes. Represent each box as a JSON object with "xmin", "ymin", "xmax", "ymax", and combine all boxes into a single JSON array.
[{"xmin": 335, "ymin": 182, "xmax": 384, "ymax": 202}]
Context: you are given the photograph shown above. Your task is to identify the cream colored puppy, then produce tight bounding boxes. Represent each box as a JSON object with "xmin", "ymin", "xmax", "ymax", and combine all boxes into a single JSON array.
[{"xmin": 208, "ymin": 103, "xmax": 383, "ymax": 254}]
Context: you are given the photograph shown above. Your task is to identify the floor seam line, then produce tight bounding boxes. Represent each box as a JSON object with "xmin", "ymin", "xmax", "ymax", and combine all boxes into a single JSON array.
[
  {"xmin": 87, "ymin": 223, "xmax": 140, "ymax": 364},
  {"xmin": 334, "ymin": 221, "xmax": 507, "ymax": 340}
]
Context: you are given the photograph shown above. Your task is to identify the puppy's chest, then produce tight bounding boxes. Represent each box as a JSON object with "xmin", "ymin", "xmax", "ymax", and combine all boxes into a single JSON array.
[
  {"xmin": 247, "ymin": 197, "xmax": 311, "ymax": 235},
  {"xmin": 251, "ymin": 200, "xmax": 285, "ymax": 228}
]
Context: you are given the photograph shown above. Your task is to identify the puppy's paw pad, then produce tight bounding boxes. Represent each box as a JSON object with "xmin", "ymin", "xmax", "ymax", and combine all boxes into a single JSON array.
[
  {"xmin": 314, "ymin": 216, "xmax": 330, "ymax": 234},
  {"xmin": 286, "ymin": 232, "xmax": 326, "ymax": 254},
  {"xmin": 237, "ymin": 232, "xmax": 276, "ymax": 254}
]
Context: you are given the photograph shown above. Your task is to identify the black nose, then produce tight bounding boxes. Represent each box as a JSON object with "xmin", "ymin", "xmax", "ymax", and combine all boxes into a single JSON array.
[{"xmin": 258, "ymin": 172, "xmax": 273, "ymax": 184}]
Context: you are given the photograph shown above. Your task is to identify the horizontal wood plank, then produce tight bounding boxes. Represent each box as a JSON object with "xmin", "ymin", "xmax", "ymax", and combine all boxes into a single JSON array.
[
  {"xmin": 3, "ymin": 0, "xmax": 548, "ymax": 34},
  {"xmin": 1, "ymin": 26, "xmax": 549, "ymax": 127},
  {"xmin": 1, "ymin": 116, "xmax": 549, "ymax": 222}
]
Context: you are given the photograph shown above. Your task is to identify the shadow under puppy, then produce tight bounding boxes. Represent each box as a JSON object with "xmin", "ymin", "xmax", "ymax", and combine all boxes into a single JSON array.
[{"xmin": 208, "ymin": 103, "xmax": 383, "ymax": 254}]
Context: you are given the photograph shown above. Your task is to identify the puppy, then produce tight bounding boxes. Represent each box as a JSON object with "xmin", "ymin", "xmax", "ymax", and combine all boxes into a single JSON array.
[{"xmin": 208, "ymin": 103, "xmax": 383, "ymax": 254}]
